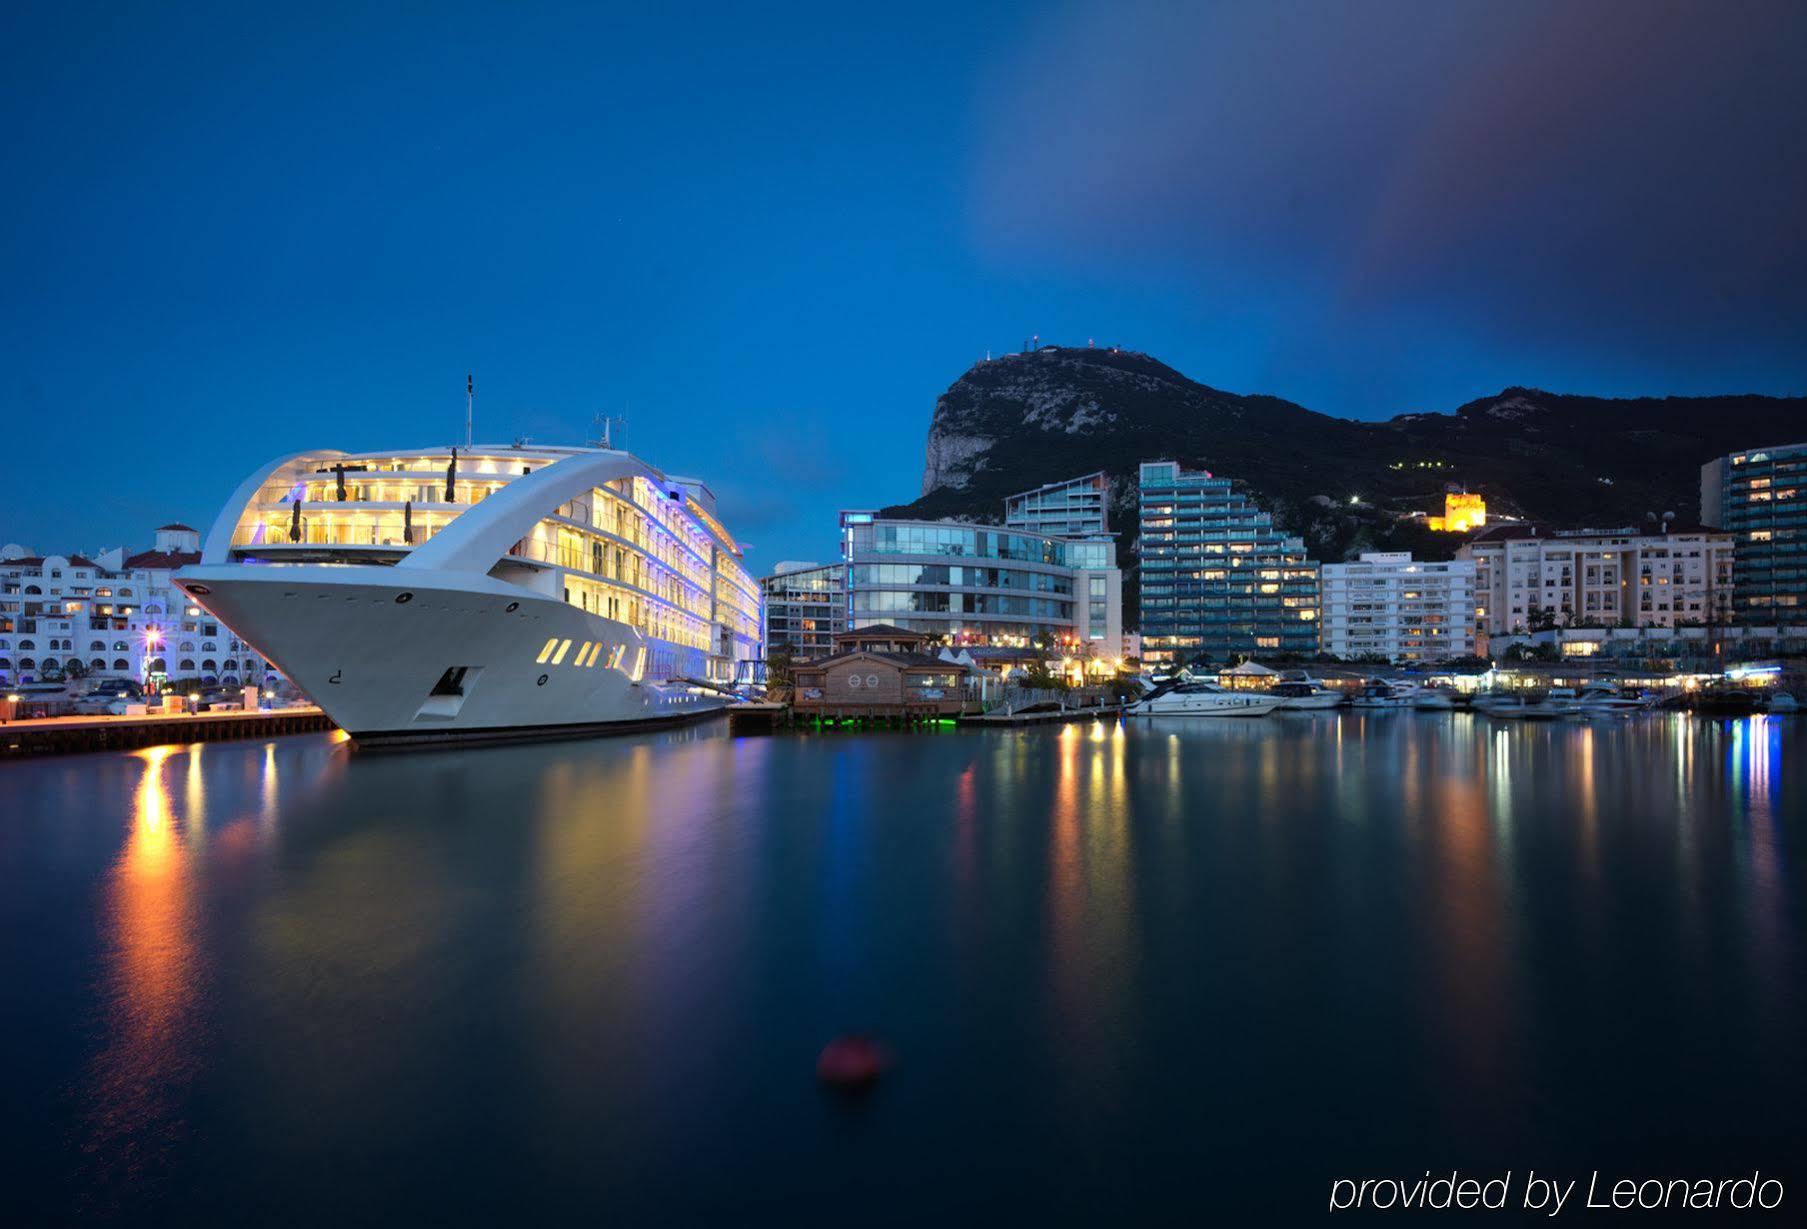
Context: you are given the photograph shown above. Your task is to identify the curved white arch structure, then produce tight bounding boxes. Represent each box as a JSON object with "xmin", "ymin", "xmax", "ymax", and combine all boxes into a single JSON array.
[
  {"xmin": 176, "ymin": 443, "xmax": 761, "ymax": 746},
  {"xmin": 200, "ymin": 449, "xmax": 346, "ymax": 565},
  {"xmin": 399, "ymin": 450, "xmax": 642, "ymax": 575}
]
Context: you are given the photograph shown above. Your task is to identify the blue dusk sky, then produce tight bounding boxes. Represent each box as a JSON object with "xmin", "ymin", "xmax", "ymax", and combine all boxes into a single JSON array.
[{"xmin": 3, "ymin": 1, "xmax": 1803, "ymax": 572}]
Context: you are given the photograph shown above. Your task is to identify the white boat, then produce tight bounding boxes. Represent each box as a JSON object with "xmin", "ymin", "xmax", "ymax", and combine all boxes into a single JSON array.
[
  {"xmin": 1572, "ymin": 685, "xmax": 1654, "ymax": 714},
  {"xmin": 1271, "ymin": 680, "xmax": 1345, "ymax": 710},
  {"xmin": 1411, "ymin": 685, "xmax": 1459, "ymax": 711},
  {"xmin": 175, "ymin": 443, "xmax": 763, "ymax": 747},
  {"xmin": 1128, "ymin": 681, "xmax": 1284, "ymax": 717},
  {"xmin": 1349, "ymin": 680, "xmax": 1413, "ymax": 709}
]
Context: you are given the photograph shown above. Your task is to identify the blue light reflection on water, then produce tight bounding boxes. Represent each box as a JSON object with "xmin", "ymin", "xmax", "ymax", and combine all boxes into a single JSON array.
[{"xmin": 0, "ymin": 713, "xmax": 1801, "ymax": 1224}]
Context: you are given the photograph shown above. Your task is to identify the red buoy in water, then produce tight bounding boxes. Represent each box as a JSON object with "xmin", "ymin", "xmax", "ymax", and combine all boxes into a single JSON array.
[{"xmin": 817, "ymin": 1035, "xmax": 889, "ymax": 1090}]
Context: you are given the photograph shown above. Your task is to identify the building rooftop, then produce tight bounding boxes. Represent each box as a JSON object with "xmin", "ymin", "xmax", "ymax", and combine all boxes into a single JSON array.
[
  {"xmin": 1004, "ymin": 470, "xmax": 1107, "ymax": 501},
  {"xmin": 1466, "ymin": 521, "xmax": 1724, "ymax": 543},
  {"xmin": 832, "ymin": 623, "xmax": 928, "ymax": 644},
  {"xmin": 796, "ymin": 648, "xmax": 955, "ymax": 672},
  {"xmin": 1, "ymin": 554, "xmax": 101, "ymax": 569},
  {"xmin": 156, "ymin": 522, "xmax": 198, "ymax": 532},
  {"xmin": 124, "ymin": 549, "xmax": 203, "ymax": 569}
]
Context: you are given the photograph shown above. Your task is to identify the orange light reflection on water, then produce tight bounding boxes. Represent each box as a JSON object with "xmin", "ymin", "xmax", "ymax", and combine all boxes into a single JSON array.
[{"xmin": 84, "ymin": 746, "xmax": 203, "ymax": 1185}]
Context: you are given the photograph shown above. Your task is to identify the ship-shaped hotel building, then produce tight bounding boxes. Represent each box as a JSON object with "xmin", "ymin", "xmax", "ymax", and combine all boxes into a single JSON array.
[{"xmin": 177, "ymin": 443, "xmax": 762, "ymax": 745}]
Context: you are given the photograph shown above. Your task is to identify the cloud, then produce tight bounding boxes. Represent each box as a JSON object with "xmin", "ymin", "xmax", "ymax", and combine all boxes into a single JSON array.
[{"xmin": 970, "ymin": 0, "xmax": 1807, "ymax": 361}]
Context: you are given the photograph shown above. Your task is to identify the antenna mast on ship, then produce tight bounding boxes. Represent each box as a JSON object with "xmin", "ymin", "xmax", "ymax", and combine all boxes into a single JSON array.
[
  {"xmin": 465, "ymin": 372, "xmax": 474, "ymax": 447},
  {"xmin": 589, "ymin": 412, "xmax": 627, "ymax": 451}
]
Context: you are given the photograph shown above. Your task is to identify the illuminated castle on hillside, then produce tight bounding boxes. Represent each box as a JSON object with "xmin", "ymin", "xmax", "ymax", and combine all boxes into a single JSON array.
[{"xmin": 1427, "ymin": 487, "xmax": 1486, "ymax": 533}]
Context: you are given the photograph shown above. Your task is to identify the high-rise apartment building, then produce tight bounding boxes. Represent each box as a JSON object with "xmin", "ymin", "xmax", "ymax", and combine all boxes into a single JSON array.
[
  {"xmin": 1701, "ymin": 442, "xmax": 1807, "ymax": 622},
  {"xmin": 1456, "ymin": 522, "xmax": 1734, "ymax": 646},
  {"xmin": 1319, "ymin": 552, "xmax": 1476, "ymax": 661},
  {"xmin": 1136, "ymin": 461, "xmax": 1319, "ymax": 664}
]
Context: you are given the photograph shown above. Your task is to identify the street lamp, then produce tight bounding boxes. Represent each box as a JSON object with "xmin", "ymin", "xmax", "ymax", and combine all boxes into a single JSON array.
[{"xmin": 142, "ymin": 627, "xmax": 163, "ymax": 695}]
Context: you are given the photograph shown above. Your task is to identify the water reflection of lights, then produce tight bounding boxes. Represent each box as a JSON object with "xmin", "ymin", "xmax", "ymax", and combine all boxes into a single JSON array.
[
  {"xmin": 1729, "ymin": 716, "xmax": 1776, "ymax": 819},
  {"xmin": 1576, "ymin": 726, "xmax": 1598, "ymax": 876},
  {"xmin": 86, "ymin": 746, "xmax": 203, "ymax": 1178},
  {"xmin": 183, "ymin": 743, "xmax": 206, "ymax": 836},
  {"xmin": 259, "ymin": 741, "xmax": 280, "ymax": 825},
  {"xmin": 1045, "ymin": 721, "xmax": 1136, "ymax": 1103}
]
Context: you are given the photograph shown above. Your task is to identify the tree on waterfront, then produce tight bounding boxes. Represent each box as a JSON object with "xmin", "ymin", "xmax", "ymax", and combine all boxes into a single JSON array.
[{"xmin": 766, "ymin": 646, "xmax": 794, "ymax": 698}]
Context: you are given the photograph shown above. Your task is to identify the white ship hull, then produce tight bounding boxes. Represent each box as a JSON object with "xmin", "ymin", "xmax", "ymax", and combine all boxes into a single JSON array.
[{"xmin": 178, "ymin": 563, "xmax": 728, "ymax": 746}]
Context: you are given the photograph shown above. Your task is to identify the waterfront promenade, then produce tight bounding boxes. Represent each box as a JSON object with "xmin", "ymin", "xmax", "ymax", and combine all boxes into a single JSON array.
[{"xmin": 0, "ymin": 706, "xmax": 331, "ymax": 758}]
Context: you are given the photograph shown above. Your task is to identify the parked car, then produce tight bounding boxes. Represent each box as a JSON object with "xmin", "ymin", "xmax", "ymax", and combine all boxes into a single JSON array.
[
  {"xmin": 72, "ymin": 679, "xmax": 145, "ymax": 714},
  {"xmin": 194, "ymin": 687, "xmax": 242, "ymax": 712},
  {"xmin": 8, "ymin": 681, "xmax": 75, "ymax": 719}
]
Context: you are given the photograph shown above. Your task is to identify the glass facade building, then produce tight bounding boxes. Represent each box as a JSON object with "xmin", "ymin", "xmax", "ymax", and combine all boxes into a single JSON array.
[
  {"xmin": 840, "ymin": 514, "xmax": 1121, "ymax": 650},
  {"xmin": 760, "ymin": 561, "xmax": 847, "ymax": 658},
  {"xmin": 1701, "ymin": 442, "xmax": 1807, "ymax": 622},
  {"xmin": 1136, "ymin": 461, "xmax": 1320, "ymax": 664},
  {"xmin": 1004, "ymin": 471, "xmax": 1110, "ymax": 537}
]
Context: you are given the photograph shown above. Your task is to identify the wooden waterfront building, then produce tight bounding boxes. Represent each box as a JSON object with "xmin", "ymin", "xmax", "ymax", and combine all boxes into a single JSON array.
[{"xmin": 790, "ymin": 624, "xmax": 980, "ymax": 720}]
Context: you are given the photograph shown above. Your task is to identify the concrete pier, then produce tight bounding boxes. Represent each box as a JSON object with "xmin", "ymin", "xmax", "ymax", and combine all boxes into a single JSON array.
[{"xmin": 0, "ymin": 707, "xmax": 334, "ymax": 758}]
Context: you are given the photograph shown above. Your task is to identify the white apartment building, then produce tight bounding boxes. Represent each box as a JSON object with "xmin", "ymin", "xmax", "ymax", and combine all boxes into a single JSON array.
[
  {"xmin": 0, "ymin": 524, "xmax": 273, "ymax": 689},
  {"xmin": 1319, "ymin": 552, "xmax": 1476, "ymax": 661},
  {"xmin": 1456, "ymin": 522, "xmax": 1734, "ymax": 649}
]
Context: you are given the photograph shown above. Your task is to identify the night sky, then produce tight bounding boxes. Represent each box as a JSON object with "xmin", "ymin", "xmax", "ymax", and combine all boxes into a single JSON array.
[{"xmin": 4, "ymin": 1, "xmax": 1804, "ymax": 572}]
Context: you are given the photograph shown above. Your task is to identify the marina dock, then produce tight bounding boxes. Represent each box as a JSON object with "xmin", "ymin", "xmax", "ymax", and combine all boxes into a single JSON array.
[
  {"xmin": 958, "ymin": 703, "xmax": 1127, "ymax": 726},
  {"xmin": 0, "ymin": 707, "xmax": 334, "ymax": 758},
  {"xmin": 726, "ymin": 702, "xmax": 790, "ymax": 734}
]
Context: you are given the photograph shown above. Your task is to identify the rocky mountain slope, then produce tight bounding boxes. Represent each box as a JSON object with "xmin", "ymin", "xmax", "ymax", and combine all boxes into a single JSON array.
[{"xmin": 886, "ymin": 345, "xmax": 1807, "ymax": 566}]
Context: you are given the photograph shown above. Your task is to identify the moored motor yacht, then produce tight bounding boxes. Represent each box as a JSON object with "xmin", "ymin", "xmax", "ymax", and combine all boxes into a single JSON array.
[
  {"xmin": 1410, "ymin": 685, "xmax": 1459, "ymax": 711},
  {"xmin": 1271, "ymin": 680, "xmax": 1345, "ymax": 710},
  {"xmin": 1571, "ymin": 685, "xmax": 1655, "ymax": 714},
  {"xmin": 1349, "ymin": 680, "xmax": 1413, "ymax": 709},
  {"xmin": 1128, "ymin": 680, "xmax": 1285, "ymax": 717}
]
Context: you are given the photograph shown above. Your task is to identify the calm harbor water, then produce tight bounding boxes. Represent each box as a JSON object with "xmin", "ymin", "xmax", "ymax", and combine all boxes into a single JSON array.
[{"xmin": 2, "ymin": 714, "xmax": 1802, "ymax": 1223}]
